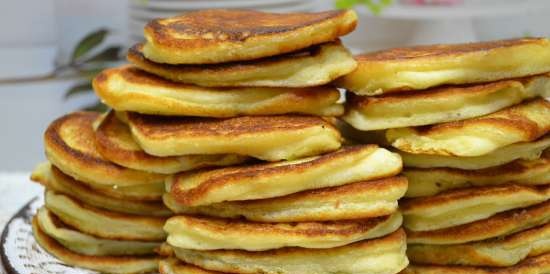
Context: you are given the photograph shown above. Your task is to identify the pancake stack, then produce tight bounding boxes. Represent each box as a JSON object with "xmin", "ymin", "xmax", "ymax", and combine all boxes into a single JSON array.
[{"xmin": 337, "ymin": 38, "xmax": 550, "ymax": 273}]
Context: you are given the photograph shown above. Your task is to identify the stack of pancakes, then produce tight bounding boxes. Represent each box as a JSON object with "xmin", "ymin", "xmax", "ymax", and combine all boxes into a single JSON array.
[{"xmin": 338, "ymin": 38, "xmax": 550, "ymax": 273}]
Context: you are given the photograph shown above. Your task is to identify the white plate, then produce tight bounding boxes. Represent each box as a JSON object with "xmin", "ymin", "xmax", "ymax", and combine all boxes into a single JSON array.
[{"xmin": 130, "ymin": 0, "xmax": 308, "ymax": 10}]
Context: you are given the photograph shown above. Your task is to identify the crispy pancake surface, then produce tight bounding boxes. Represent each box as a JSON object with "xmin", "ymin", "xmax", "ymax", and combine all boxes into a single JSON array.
[
  {"xmin": 143, "ymin": 9, "xmax": 357, "ymax": 64},
  {"xmin": 164, "ymin": 176, "xmax": 407, "ymax": 222},
  {"xmin": 164, "ymin": 212, "xmax": 401, "ymax": 251},
  {"xmin": 344, "ymin": 73, "xmax": 550, "ymax": 130},
  {"xmin": 170, "ymin": 145, "xmax": 402, "ymax": 206},
  {"xmin": 387, "ymin": 98, "xmax": 550, "ymax": 157},
  {"xmin": 94, "ymin": 66, "xmax": 344, "ymax": 117},
  {"xmin": 337, "ymin": 38, "xmax": 550, "ymax": 95},
  {"xmin": 169, "ymin": 229, "xmax": 408, "ymax": 274},
  {"xmin": 129, "ymin": 41, "xmax": 356, "ymax": 87},
  {"xmin": 126, "ymin": 112, "xmax": 342, "ymax": 161},
  {"xmin": 401, "ymin": 184, "xmax": 550, "ymax": 231}
]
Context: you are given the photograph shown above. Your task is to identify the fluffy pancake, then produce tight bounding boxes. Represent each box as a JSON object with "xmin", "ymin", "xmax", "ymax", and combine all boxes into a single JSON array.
[
  {"xmin": 337, "ymin": 37, "xmax": 550, "ymax": 95},
  {"xmin": 387, "ymin": 98, "xmax": 550, "ymax": 157},
  {"xmin": 45, "ymin": 191, "xmax": 167, "ymax": 241},
  {"xmin": 407, "ymin": 200, "xmax": 550, "ymax": 244},
  {"xmin": 170, "ymin": 145, "xmax": 402, "ymax": 206},
  {"xmin": 165, "ymin": 229, "xmax": 408, "ymax": 274},
  {"xmin": 404, "ymin": 149, "xmax": 550, "ymax": 197},
  {"xmin": 128, "ymin": 41, "xmax": 356, "ymax": 87},
  {"xmin": 164, "ymin": 176, "xmax": 407, "ymax": 222},
  {"xmin": 400, "ymin": 135, "xmax": 550, "ymax": 169},
  {"xmin": 164, "ymin": 212, "xmax": 401, "ymax": 251},
  {"xmin": 94, "ymin": 66, "xmax": 344, "ymax": 117},
  {"xmin": 160, "ymin": 259, "xmax": 221, "ymax": 274},
  {"xmin": 401, "ymin": 184, "xmax": 550, "ymax": 231},
  {"xmin": 344, "ymin": 74, "xmax": 550, "ymax": 130},
  {"xmin": 407, "ymin": 223, "xmax": 550, "ymax": 267},
  {"xmin": 44, "ymin": 111, "xmax": 165, "ymax": 188},
  {"xmin": 143, "ymin": 9, "xmax": 357, "ymax": 64},
  {"xmin": 95, "ymin": 111, "xmax": 248, "ymax": 174},
  {"xmin": 126, "ymin": 112, "xmax": 342, "ymax": 161}
]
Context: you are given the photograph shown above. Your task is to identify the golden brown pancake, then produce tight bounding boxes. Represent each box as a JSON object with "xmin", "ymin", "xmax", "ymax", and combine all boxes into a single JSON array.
[
  {"xmin": 94, "ymin": 66, "xmax": 344, "ymax": 117},
  {"xmin": 407, "ymin": 201, "xmax": 550, "ymax": 245},
  {"xmin": 169, "ymin": 145, "xmax": 402, "ymax": 206},
  {"xmin": 32, "ymin": 216, "xmax": 160, "ymax": 274},
  {"xmin": 126, "ymin": 112, "xmax": 342, "ymax": 161},
  {"xmin": 387, "ymin": 98, "xmax": 550, "ymax": 157},
  {"xmin": 128, "ymin": 41, "xmax": 356, "ymax": 87},
  {"xmin": 143, "ymin": 9, "xmax": 357, "ymax": 64},
  {"xmin": 337, "ymin": 38, "xmax": 550, "ymax": 95},
  {"xmin": 160, "ymin": 259, "xmax": 222, "ymax": 274},
  {"xmin": 401, "ymin": 184, "xmax": 550, "ymax": 231},
  {"xmin": 344, "ymin": 73, "xmax": 550, "ymax": 130},
  {"xmin": 95, "ymin": 111, "xmax": 248, "ymax": 174},
  {"xmin": 164, "ymin": 176, "xmax": 407, "ymax": 222}
]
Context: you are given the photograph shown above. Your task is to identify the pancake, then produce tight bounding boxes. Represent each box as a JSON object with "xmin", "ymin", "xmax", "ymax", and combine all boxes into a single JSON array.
[
  {"xmin": 44, "ymin": 111, "xmax": 165, "ymax": 188},
  {"xmin": 95, "ymin": 111, "xmax": 248, "ymax": 174},
  {"xmin": 407, "ymin": 223, "xmax": 550, "ymax": 267},
  {"xmin": 402, "ymin": 252, "xmax": 550, "ymax": 274},
  {"xmin": 337, "ymin": 37, "xmax": 550, "ymax": 95},
  {"xmin": 94, "ymin": 66, "xmax": 344, "ymax": 118},
  {"xmin": 45, "ymin": 191, "xmax": 167, "ymax": 242},
  {"xmin": 32, "ymin": 216, "xmax": 160, "ymax": 274},
  {"xmin": 404, "ymin": 149, "xmax": 550, "ymax": 197},
  {"xmin": 160, "ymin": 259, "xmax": 222, "ymax": 274},
  {"xmin": 164, "ymin": 176, "xmax": 407, "ymax": 222},
  {"xmin": 165, "ymin": 229, "xmax": 408, "ymax": 274},
  {"xmin": 344, "ymin": 73, "xmax": 550, "ymax": 131},
  {"xmin": 401, "ymin": 135, "xmax": 550, "ymax": 169},
  {"xmin": 407, "ymin": 200, "xmax": 550, "ymax": 244},
  {"xmin": 126, "ymin": 112, "xmax": 342, "ymax": 161},
  {"xmin": 170, "ymin": 145, "xmax": 402, "ymax": 206},
  {"xmin": 387, "ymin": 98, "xmax": 550, "ymax": 157},
  {"xmin": 128, "ymin": 41, "xmax": 356, "ymax": 87},
  {"xmin": 401, "ymin": 184, "xmax": 550, "ymax": 231},
  {"xmin": 164, "ymin": 212, "xmax": 401, "ymax": 251},
  {"xmin": 31, "ymin": 162, "xmax": 170, "ymax": 216},
  {"xmin": 143, "ymin": 9, "xmax": 357, "ymax": 64}
]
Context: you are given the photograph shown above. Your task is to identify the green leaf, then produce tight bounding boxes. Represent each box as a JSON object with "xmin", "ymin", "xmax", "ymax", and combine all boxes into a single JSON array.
[
  {"xmin": 71, "ymin": 28, "xmax": 109, "ymax": 63},
  {"xmin": 64, "ymin": 82, "xmax": 93, "ymax": 100},
  {"xmin": 82, "ymin": 101, "xmax": 109, "ymax": 112},
  {"xmin": 335, "ymin": 0, "xmax": 360, "ymax": 9},
  {"xmin": 82, "ymin": 46, "xmax": 122, "ymax": 63},
  {"xmin": 77, "ymin": 67, "xmax": 106, "ymax": 80}
]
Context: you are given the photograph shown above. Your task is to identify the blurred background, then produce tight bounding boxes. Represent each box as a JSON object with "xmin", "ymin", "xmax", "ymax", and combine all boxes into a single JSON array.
[{"xmin": 1, "ymin": 0, "xmax": 549, "ymax": 171}]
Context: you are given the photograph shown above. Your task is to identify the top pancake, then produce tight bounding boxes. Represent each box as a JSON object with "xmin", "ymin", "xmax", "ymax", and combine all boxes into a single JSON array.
[
  {"xmin": 337, "ymin": 38, "xmax": 550, "ymax": 95},
  {"xmin": 143, "ymin": 9, "xmax": 357, "ymax": 64}
]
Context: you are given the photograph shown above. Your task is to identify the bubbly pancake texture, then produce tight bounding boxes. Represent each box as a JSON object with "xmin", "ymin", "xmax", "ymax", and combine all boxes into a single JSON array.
[
  {"xmin": 164, "ymin": 176, "xmax": 407, "ymax": 222},
  {"xmin": 129, "ymin": 41, "xmax": 357, "ymax": 87},
  {"xmin": 344, "ymin": 73, "xmax": 550, "ymax": 130},
  {"xmin": 387, "ymin": 98, "xmax": 550, "ymax": 157},
  {"xmin": 94, "ymin": 66, "xmax": 344, "ymax": 117},
  {"xmin": 126, "ymin": 112, "xmax": 342, "ymax": 161},
  {"xmin": 143, "ymin": 9, "xmax": 357, "ymax": 64},
  {"xmin": 337, "ymin": 37, "xmax": 550, "ymax": 95}
]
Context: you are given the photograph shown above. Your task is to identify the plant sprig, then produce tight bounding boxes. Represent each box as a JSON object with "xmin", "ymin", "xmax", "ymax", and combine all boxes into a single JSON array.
[{"xmin": 336, "ymin": 0, "xmax": 393, "ymax": 15}]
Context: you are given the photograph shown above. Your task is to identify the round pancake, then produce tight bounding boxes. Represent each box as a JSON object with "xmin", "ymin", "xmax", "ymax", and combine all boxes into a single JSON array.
[
  {"xmin": 143, "ymin": 9, "xmax": 357, "ymax": 64},
  {"xmin": 128, "ymin": 41, "xmax": 356, "ymax": 87},
  {"xmin": 32, "ymin": 216, "xmax": 160, "ymax": 274},
  {"xmin": 164, "ymin": 212, "xmax": 401, "ymax": 251},
  {"xmin": 337, "ymin": 37, "xmax": 550, "ymax": 95},
  {"xmin": 387, "ymin": 98, "xmax": 550, "ymax": 157},
  {"xmin": 126, "ymin": 112, "xmax": 342, "ymax": 161},
  {"xmin": 407, "ymin": 223, "xmax": 550, "ymax": 267},
  {"xmin": 94, "ymin": 66, "xmax": 344, "ymax": 117},
  {"xmin": 401, "ymin": 184, "xmax": 550, "ymax": 231},
  {"xmin": 404, "ymin": 149, "xmax": 550, "ymax": 197},
  {"xmin": 44, "ymin": 111, "xmax": 165, "ymax": 187},
  {"xmin": 160, "ymin": 259, "xmax": 222, "ymax": 274},
  {"xmin": 169, "ymin": 145, "xmax": 402, "ymax": 206},
  {"xmin": 164, "ymin": 176, "xmax": 407, "ymax": 222},
  {"xmin": 45, "ymin": 191, "xmax": 167, "ymax": 242},
  {"xmin": 400, "ymin": 135, "xmax": 550, "ymax": 170},
  {"xmin": 344, "ymin": 73, "xmax": 550, "ymax": 131},
  {"xmin": 168, "ymin": 229, "xmax": 408, "ymax": 274},
  {"xmin": 407, "ymin": 200, "xmax": 550, "ymax": 245},
  {"xmin": 95, "ymin": 111, "xmax": 248, "ymax": 174}
]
